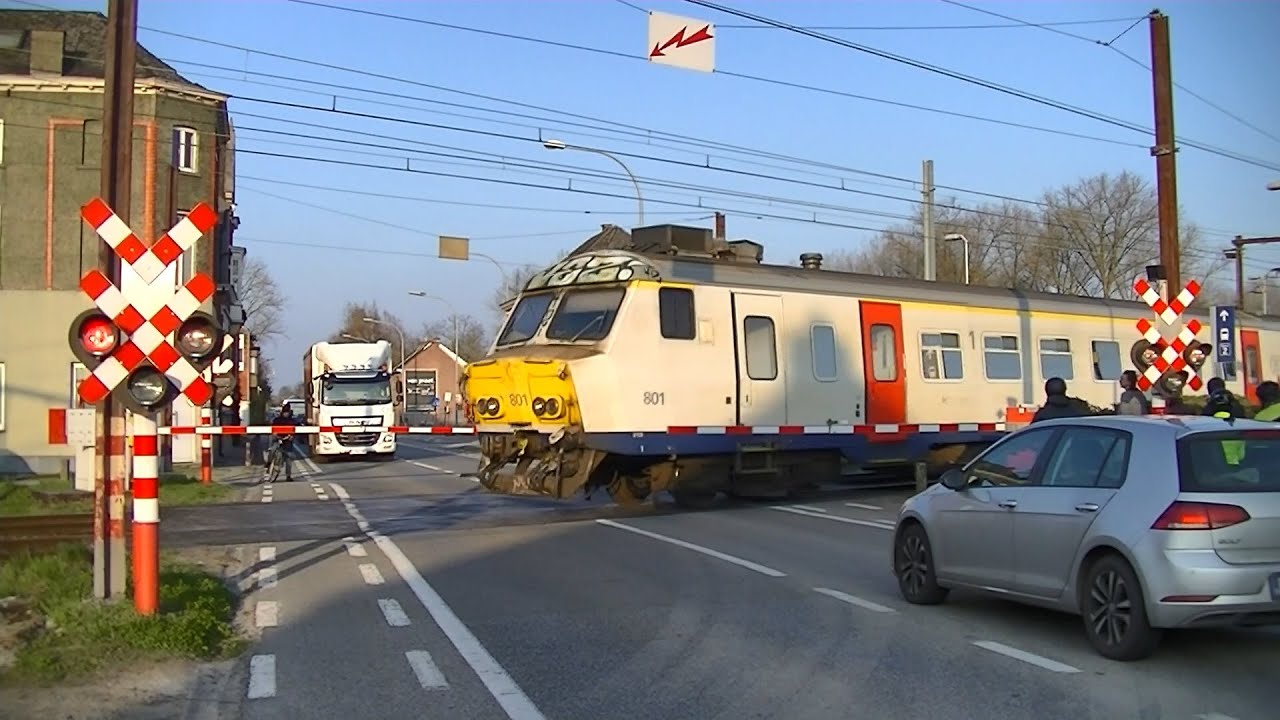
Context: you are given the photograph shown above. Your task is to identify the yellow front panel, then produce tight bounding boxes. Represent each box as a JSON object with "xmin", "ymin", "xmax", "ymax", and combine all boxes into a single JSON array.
[{"xmin": 465, "ymin": 357, "xmax": 581, "ymax": 429}]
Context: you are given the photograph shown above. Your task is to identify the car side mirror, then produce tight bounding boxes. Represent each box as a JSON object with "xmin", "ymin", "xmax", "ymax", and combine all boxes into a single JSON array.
[{"xmin": 940, "ymin": 468, "xmax": 968, "ymax": 491}]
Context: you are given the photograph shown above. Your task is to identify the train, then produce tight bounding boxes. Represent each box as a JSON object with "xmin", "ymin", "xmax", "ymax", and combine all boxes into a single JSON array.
[{"xmin": 462, "ymin": 224, "xmax": 1280, "ymax": 508}]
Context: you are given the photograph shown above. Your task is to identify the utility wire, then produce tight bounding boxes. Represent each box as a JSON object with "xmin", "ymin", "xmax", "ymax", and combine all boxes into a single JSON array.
[{"xmin": 938, "ymin": 0, "xmax": 1280, "ymax": 146}]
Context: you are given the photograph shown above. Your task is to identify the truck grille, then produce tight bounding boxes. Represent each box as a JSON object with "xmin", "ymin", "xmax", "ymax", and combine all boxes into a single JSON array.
[{"xmin": 337, "ymin": 432, "xmax": 379, "ymax": 447}]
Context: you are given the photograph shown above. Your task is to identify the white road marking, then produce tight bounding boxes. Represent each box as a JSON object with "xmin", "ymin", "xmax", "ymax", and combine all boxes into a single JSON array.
[
  {"xmin": 329, "ymin": 481, "xmax": 547, "ymax": 720},
  {"xmin": 410, "ymin": 460, "xmax": 450, "ymax": 473},
  {"xmin": 972, "ymin": 640, "xmax": 1081, "ymax": 674},
  {"xmin": 813, "ymin": 587, "xmax": 896, "ymax": 613},
  {"xmin": 255, "ymin": 601, "xmax": 279, "ymax": 628},
  {"xmin": 379, "ymin": 598, "xmax": 412, "ymax": 627},
  {"xmin": 260, "ymin": 495, "xmax": 273, "ymax": 503},
  {"xmin": 302, "ymin": 455, "xmax": 322, "ymax": 475},
  {"xmin": 246, "ymin": 654, "xmax": 276, "ymax": 699},
  {"xmin": 358, "ymin": 563, "xmax": 386, "ymax": 585},
  {"xmin": 257, "ymin": 567, "xmax": 278, "ymax": 589},
  {"xmin": 1195, "ymin": 714, "xmax": 1243, "ymax": 720},
  {"xmin": 772, "ymin": 505, "xmax": 895, "ymax": 530},
  {"xmin": 341, "ymin": 536, "xmax": 368, "ymax": 557},
  {"xmin": 595, "ymin": 519, "xmax": 787, "ymax": 578},
  {"xmin": 316, "ymin": 491, "xmax": 330, "ymax": 500},
  {"xmin": 259, "ymin": 546, "xmax": 276, "ymax": 563},
  {"xmin": 789, "ymin": 505, "xmax": 827, "ymax": 513},
  {"xmin": 405, "ymin": 650, "xmax": 449, "ymax": 690},
  {"xmin": 844, "ymin": 502, "xmax": 883, "ymax": 511}
]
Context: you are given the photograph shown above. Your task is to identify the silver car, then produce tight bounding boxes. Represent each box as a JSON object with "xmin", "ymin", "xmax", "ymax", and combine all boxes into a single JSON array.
[{"xmin": 891, "ymin": 414, "xmax": 1280, "ymax": 661}]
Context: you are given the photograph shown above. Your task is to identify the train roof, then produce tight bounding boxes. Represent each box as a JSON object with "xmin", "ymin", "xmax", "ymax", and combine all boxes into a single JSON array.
[{"xmin": 542, "ymin": 223, "xmax": 1278, "ymax": 329}]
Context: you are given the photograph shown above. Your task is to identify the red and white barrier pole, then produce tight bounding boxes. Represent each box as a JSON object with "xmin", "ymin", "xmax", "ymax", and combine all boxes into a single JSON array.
[
  {"xmin": 131, "ymin": 412, "xmax": 159, "ymax": 615},
  {"xmin": 199, "ymin": 405, "xmax": 212, "ymax": 485}
]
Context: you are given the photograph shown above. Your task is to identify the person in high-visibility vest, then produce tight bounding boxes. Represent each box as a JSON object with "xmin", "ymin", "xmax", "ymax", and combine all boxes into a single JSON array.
[
  {"xmin": 1201, "ymin": 377, "xmax": 1246, "ymax": 419},
  {"xmin": 1255, "ymin": 381, "xmax": 1280, "ymax": 422}
]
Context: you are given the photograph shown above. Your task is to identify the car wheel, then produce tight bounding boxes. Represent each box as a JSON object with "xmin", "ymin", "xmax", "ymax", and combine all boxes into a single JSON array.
[
  {"xmin": 1081, "ymin": 554, "xmax": 1162, "ymax": 661},
  {"xmin": 895, "ymin": 523, "xmax": 948, "ymax": 604}
]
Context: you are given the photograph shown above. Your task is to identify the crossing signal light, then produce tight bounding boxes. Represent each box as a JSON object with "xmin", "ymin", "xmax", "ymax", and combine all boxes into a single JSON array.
[
  {"xmin": 1183, "ymin": 341, "xmax": 1211, "ymax": 373},
  {"xmin": 69, "ymin": 309, "xmax": 120, "ymax": 365},
  {"xmin": 175, "ymin": 311, "xmax": 223, "ymax": 373}
]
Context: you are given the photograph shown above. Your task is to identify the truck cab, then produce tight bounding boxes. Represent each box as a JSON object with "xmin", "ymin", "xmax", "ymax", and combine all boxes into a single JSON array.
[{"xmin": 304, "ymin": 341, "xmax": 400, "ymax": 461}]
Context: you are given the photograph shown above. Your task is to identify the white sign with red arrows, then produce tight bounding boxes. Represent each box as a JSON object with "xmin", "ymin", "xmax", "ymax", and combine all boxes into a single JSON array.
[{"xmin": 648, "ymin": 10, "xmax": 715, "ymax": 73}]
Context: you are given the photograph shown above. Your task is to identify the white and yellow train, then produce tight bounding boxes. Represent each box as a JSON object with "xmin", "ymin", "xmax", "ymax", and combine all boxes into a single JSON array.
[{"xmin": 463, "ymin": 225, "xmax": 1280, "ymax": 507}]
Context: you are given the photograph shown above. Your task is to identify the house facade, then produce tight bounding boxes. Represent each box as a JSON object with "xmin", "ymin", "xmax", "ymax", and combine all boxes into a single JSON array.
[
  {"xmin": 0, "ymin": 10, "xmax": 240, "ymax": 474},
  {"xmin": 399, "ymin": 340, "xmax": 467, "ymax": 426}
]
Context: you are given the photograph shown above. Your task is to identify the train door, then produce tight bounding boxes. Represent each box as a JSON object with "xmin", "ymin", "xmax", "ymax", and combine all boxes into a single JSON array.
[
  {"xmin": 858, "ymin": 301, "xmax": 906, "ymax": 425},
  {"xmin": 732, "ymin": 293, "xmax": 787, "ymax": 426},
  {"xmin": 1240, "ymin": 329, "xmax": 1262, "ymax": 404}
]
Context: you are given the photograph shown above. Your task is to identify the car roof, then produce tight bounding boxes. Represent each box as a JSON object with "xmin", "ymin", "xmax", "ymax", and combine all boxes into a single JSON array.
[{"xmin": 1023, "ymin": 414, "xmax": 1278, "ymax": 438}]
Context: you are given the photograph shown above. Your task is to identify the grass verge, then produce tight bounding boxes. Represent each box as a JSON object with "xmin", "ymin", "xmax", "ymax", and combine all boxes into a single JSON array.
[
  {"xmin": 0, "ymin": 544, "xmax": 246, "ymax": 685},
  {"xmin": 0, "ymin": 472, "xmax": 234, "ymax": 517}
]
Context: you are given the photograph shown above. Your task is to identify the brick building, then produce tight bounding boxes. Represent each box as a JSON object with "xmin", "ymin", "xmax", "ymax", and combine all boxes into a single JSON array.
[
  {"xmin": 0, "ymin": 10, "xmax": 240, "ymax": 474},
  {"xmin": 399, "ymin": 340, "xmax": 467, "ymax": 425}
]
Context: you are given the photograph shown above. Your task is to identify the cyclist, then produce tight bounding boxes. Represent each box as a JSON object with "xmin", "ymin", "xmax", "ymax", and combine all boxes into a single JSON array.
[{"xmin": 268, "ymin": 403, "xmax": 300, "ymax": 482}]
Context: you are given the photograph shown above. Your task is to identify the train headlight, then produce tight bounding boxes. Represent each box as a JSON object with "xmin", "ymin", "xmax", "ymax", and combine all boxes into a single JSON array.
[
  {"xmin": 532, "ymin": 397, "xmax": 547, "ymax": 416},
  {"xmin": 484, "ymin": 397, "xmax": 500, "ymax": 415},
  {"xmin": 544, "ymin": 397, "xmax": 561, "ymax": 418}
]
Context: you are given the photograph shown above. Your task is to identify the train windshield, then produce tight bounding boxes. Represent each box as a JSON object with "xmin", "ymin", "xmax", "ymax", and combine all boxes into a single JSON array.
[
  {"xmin": 496, "ymin": 292, "xmax": 554, "ymax": 346},
  {"xmin": 545, "ymin": 287, "xmax": 626, "ymax": 342}
]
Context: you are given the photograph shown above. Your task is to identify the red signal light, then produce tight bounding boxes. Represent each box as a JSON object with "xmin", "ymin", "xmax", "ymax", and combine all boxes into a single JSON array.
[{"xmin": 79, "ymin": 315, "xmax": 118, "ymax": 357}]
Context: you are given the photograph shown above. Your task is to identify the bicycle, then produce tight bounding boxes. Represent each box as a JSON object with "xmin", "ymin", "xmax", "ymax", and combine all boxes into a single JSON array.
[{"xmin": 263, "ymin": 435, "xmax": 294, "ymax": 483}]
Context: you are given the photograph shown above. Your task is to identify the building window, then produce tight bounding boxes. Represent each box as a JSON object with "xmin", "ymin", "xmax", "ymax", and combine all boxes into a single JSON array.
[
  {"xmin": 658, "ymin": 287, "xmax": 695, "ymax": 340},
  {"xmin": 173, "ymin": 126, "xmax": 198, "ymax": 173},
  {"xmin": 921, "ymin": 331, "xmax": 963, "ymax": 380},
  {"xmin": 1039, "ymin": 337, "xmax": 1074, "ymax": 380},
  {"xmin": 743, "ymin": 316, "xmax": 777, "ymax": 380},
  {"xmin": 983, "ymin": 334, "xmax": 1022, "ymax": 381},
  {"xmin": 1091, "ymin": 340, "xmax": 1122, "ymax": 381},
  {"xmin": 869, "ymin": 324, "xmax": 897, "ymax": 381},
  {"xmin": 0, "ymin": 362, "xmax": 6, "ymax": 431},
  {"xmin": 810, "ymin": 324, "xmax": 837, "ymax": 381}
]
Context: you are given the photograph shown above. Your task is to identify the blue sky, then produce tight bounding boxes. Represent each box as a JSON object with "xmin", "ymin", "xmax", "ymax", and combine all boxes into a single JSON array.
[{"xmin": 30, "ymin": 0, "xmax": 1280, "ymax": 385}]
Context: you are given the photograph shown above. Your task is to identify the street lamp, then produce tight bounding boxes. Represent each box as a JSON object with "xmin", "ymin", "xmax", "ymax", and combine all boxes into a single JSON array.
[
  {"xmin": 1267, "ymin": 181, "xmax": 1280, "ymax": 191},
  {"xmin": 1255, "ymin": 267, "xmax": 1280, "ymax": 315},
  {"xmin": 408, "ymin": 291, "xmax": 461, "ymax": 425},
  {"xmin": 543, "ymin": 137, "xmax": 644, "ymax": 227},
  {"xmin": 363, "ymin": 317, "xmax": 405, "ymax": 422},
  {"xmin": 943, "ymin": 232, "xmax": 970, "ymax": 285}
]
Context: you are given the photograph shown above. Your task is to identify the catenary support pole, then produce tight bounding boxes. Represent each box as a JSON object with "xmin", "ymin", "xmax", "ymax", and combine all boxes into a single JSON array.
[
  {"xmin": 1149, "ymin": 10, "xmax": 1181, "ymax": 293},
  {"xmin": 95, "ymin": 0, "xmax": 138, "ymax": 601},
  {"xmin": 921, "ymin": 160, "xmax": 936, "ymax": 281},
  {"xmin": 130, "ymin": 412, "xmax": 160, "ymax": 615}
]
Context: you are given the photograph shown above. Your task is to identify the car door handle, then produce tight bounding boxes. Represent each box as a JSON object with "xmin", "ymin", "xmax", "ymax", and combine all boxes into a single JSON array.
[
  {"xmin": 1075, "ymin": 503, "xmax": 1100, "ymax": 513},
  {"xmin": 998, "ymin": 499, "xmax": 1018, "ymax": 509}
]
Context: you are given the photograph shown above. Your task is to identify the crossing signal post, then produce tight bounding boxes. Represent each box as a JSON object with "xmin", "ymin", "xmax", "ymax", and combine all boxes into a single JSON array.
[
  {"xmin": 1132, "ymin": 277, "xmax": 1205, "ymax": 401},
  {"xmin": 69, "ymin": 197, "xmax": 220, "ymax": 615}
]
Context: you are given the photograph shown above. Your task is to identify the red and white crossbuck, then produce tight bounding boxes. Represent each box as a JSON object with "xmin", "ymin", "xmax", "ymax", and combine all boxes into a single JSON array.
[
  {"xmin": 76, "ymin": 198, "xmax": 219, "ymax": 406},
  {"xmin": 1132, "ymin": 277, "xmax": 1204, "ymax": 391}
]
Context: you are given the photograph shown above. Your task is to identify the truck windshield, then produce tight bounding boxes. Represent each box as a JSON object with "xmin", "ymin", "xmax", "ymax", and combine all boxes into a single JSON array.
[
  {"xmin": 545, "ymin": 287, "xmax": 625, "ymax": 342},
  {"xmin": 496, "ymin": 292, "xmax": 554, "ymax": 346},
  {"xmin": 321, "ymin": 378, "xmax": 392, "ymax": 406}
]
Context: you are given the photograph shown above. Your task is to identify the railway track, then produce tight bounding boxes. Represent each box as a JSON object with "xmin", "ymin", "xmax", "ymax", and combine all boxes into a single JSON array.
[{"xmin": 0, "ymin": 513, "xmax": 93, "ymax": 557}]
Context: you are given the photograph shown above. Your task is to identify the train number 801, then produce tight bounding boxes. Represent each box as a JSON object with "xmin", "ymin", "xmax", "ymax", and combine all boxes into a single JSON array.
[{"xmin": 643, "ymin": 391, "xmax": 665, "ymax": 406}]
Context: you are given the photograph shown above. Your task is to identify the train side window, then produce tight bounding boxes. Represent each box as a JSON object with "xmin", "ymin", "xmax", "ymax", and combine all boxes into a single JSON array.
[
  {"xmin": 1091, "ymin": 340, "xmax": 1122, "ymax": 381},
  {"xmin": 921, "ymin": 332, "xmax": 963, "ymax": 380},
  {"xmin": 743, "ymin": 316, "xmax": 778, "ymax": 380},
  {"xmin": 811, "ymin": 324, "xmax": 838, "ymax": 381},
  {"xmin": 658, "ymin": 287, "xmax": 696, "ymax": 340},
  {"xmin": 1244, "ymin": 345, "xmax": 1261, "ymax": 385},
  {"xmin": 869, "ymin": 324, "xmax": 897, "ymax": 381},
  {"xmin": 1039, "ymin": 337, "xmax": 1074, "ymax": 380},
  {"xmin": 983, "ymin": 334, "xmax": 1022, "ymax": 381}
]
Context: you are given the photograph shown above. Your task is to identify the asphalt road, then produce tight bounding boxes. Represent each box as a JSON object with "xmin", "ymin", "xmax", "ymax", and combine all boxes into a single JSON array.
[{"xmin": 172, "ymin": 437, "xmax": 1274, "ymax": 720}]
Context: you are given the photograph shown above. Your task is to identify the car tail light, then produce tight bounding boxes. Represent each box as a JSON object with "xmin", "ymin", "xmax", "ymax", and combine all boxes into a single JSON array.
[{"xmin": 1151, "ymin": 501, "xmax": 1250, "ymax": 530}]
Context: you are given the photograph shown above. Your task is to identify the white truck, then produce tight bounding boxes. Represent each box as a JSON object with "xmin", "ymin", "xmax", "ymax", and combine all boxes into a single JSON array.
[{"xmin": 302, "ymin": 340, "xmax": 400, "ymax": 461}]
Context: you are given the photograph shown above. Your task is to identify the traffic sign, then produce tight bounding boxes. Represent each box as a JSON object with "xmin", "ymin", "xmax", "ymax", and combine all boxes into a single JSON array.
[
  {"xmin": 1134, "ymin": 277, "xmax": 1201, "ymax": 325},
  {"xmin": 74, "ymin": 198, "xmax": 222, "ymax": 412},
  {"xmin": 648, "ymin": 10, "xmax": 715, "ymax": 73},
  {"xmin": 1213, "ymin": 305, "xmax": 1236, "ymax": 364},
  {"xmin": 1131, "ymin": 276, "xmax": 1206, "ymax": 394}
]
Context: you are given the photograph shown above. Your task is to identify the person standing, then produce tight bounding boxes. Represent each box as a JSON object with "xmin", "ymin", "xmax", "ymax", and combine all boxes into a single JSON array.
[
  {"xmin": 1254, "ymin": 381, "xmax": 1280, "ymax": 421},
  {"xmin": 1116, "ymin": 370, "xmax": 1151, "ymax": 415}
]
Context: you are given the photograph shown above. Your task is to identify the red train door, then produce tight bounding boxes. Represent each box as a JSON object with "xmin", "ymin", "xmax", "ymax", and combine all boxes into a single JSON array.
[
  {"xmin": 1240, "ymin": 329, "xmax": 1262, "ymax": 404},
  {"xmin": 859, "ymin": 301, "xmax": 906, "ymax": 425}
]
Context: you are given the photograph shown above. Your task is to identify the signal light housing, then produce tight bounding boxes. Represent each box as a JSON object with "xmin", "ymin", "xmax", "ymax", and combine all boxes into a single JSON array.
[{"xmin": 69, "ymin": 309, "xmax": 120, "ymax": 366}]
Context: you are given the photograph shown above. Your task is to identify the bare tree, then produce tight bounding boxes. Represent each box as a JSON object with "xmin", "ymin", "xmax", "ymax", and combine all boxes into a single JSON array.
[
  {"xmin": 235, "ymin": 257, "xmax": 285, "ymax": 343},
  {"xmin": 418, "ymin": 313, "xmax": 492, "ymax": 363},
  {"xmin": 330, "ymin": 301, "xmax": 411, "ymax": 365}
]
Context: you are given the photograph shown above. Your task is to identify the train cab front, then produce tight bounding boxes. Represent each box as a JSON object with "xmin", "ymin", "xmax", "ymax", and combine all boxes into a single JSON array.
[{"xmin": 465, "ymin": 354, "xmax": 595, "ymax": 498}]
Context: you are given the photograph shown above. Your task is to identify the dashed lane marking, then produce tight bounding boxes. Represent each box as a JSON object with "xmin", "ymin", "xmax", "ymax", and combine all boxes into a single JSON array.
[
  {"xmin": 257, "ymin": 568, "xmax": 278, "ymax": 590},
  {"xmin": 408, "ymin": 459, "xmax": 478, "ymax": 481},
  {"xmin": 405, "ymin": 650, "xmax": 449, "ymax": 690},
  {"xmin": 358, "ymin": 563, "xmax": 386, "ymax": 586},
  {"xmin": 247, "ymin": 654, "xmax": 276, "ymax": 699},
  {"xmin": 259, "ymin": 546, "xmax": 276, "ymax": 563},
  {"xmin": 813, "ymin": 587, "xmax": 896, "ymax": 614},
  {"xmin": 255, "ymin": 601, "xmax": 279, "ymax": 628},
  {"xmin": 972, "ymin": 640, "xmax": 1081, "ymax": 674},
  {"xmin": 595, "ymin": 519, "xmax": 787, "ymax": 578},
  {"xmin": 844, "ymin": 502, "xmax": 883, "ymax": 511},
  {"xmin": 773, "ymin": 505, "xmax": 896, "ymax": 531},
  {"xmin": 260, "ymin": 484, "xmax": 273, "ymax": 503},
  {"xmin": 329, "ymin": 481, "xmax": 547, "ymax": 720},
  {"xmin": 341, "ymin": 536, "xmax": 368, "ymax": 557},
  {"xmin": 379, "ymin": 598, "xmax": 412, "ymax": 627}
]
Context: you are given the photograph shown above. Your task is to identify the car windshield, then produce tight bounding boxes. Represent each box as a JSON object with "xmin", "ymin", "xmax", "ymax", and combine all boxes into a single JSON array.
[
  {"xmin": 545, "ymin": 287, "xmax": 626, "ymax": 342},
  {"xmin": 321, "ymin": 378, "xmax": 391, "ymax": 406},
  {"xmin": 1177, "ymin": 429, "xmax": 1280, "ymax": 493},
  {"xmin": 496, "ymin": 293, "xmax": 554, "ymax": 346}
]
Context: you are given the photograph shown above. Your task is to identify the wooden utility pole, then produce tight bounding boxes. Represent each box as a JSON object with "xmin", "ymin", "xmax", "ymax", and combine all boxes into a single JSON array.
[
  {"xmin": 95, "ymin": 0, "xmax": 138, "ymax": 600},
  {"xmin": 1149, "ymin": 10, "xmax": 1180, "ymax": 292}
]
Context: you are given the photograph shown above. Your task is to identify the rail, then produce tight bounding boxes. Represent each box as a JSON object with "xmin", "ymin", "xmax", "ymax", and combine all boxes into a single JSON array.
[{"xmin": 0, "ymin": 513, "xmax": 94, "ymax": 557}]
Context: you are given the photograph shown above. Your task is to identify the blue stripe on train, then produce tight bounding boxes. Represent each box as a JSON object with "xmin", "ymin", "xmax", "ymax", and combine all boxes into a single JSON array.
[{"xmin": 568, "ymin": 430, "xmax": 1007, "ymax": 462}]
